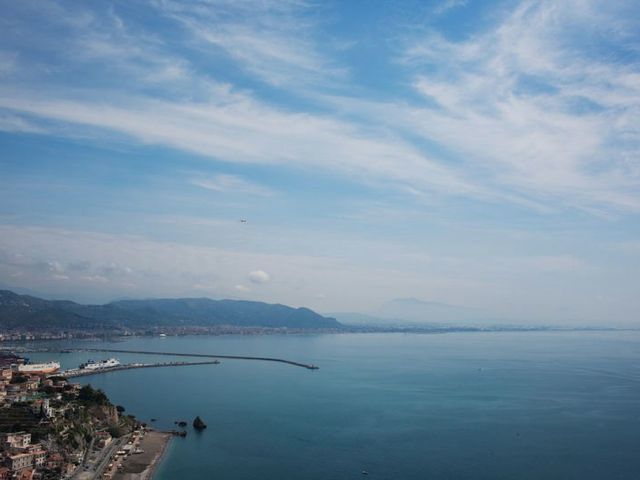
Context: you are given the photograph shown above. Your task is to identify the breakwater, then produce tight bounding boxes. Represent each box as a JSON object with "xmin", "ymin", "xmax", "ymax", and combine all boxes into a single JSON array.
[{"xmin": 62, "ymin": 348, "xmax": 320, "ymax": 370}]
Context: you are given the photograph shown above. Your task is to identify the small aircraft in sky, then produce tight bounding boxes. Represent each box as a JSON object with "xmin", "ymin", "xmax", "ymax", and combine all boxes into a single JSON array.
[{"xmin": 240, "ymin": 219, "xmax": 247, "ymax": 223}]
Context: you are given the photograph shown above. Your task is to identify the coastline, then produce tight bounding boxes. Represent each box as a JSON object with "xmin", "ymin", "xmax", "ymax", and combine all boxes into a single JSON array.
[
  {"xmin": 149, "ymin": 431, "xmax": 172, "ymax": 480},
  {"xmin": 112, "ymin": 430, "xmax": 172, "ymax": 480}
]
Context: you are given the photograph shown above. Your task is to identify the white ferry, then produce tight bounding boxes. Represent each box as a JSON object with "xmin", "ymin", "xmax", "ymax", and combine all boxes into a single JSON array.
[
  {"xmin": 17, "ymin": 361, "xmax": 61, "ymax": 374},
  {"xmin": 79, "ymin": 358, "xmax": 121, "ymax": 371}
]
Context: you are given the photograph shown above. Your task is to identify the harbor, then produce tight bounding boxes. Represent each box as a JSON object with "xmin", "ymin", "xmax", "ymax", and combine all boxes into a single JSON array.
[
  {"xmin": 62, "ymin": 360, "xmax": 221, "ymax": 378},
  {"xmin": 26, "ymin": 347, "xmax": 320, "ymax": 370}
]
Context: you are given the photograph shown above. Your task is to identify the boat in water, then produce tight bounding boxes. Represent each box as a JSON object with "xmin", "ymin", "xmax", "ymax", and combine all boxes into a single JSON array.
[
  {"xmin": 17, "ymin": 361, "xmax": 61, "ymax": 374},
  {"xmin": 79, "ymin": 358, "xmax": 121, "ymax": 371}
]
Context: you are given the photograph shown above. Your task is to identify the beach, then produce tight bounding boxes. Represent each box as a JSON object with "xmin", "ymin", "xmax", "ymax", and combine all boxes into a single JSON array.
[{"xmin": 112, "ymin": 430, "xmax": 171, "ymax": 480}]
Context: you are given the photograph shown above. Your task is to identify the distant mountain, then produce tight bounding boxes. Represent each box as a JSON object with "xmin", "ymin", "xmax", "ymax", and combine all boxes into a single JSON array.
[
  {"xmin": 377, "ymin": 298, "xmax": 482, "ymax": 324},
  {"xmin": 329, "ymin": 299, "xmax": 483, "ymax": 327},
  {"xmin": 0, "ymin": 290, "xmax": 341, "ymax": 330}
]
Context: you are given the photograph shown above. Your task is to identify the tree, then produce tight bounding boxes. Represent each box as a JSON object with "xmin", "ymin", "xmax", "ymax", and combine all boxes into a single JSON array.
[
  {"xmin": 78, "ymin": 385, "xmax": 109, "ymax": 405},
  {"xmin": 10, "ymin": 375, "xmax": 27, "ymax": 384}
]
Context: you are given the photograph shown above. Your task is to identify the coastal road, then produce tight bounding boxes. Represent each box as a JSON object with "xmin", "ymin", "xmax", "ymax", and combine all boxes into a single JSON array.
[{"xmin": 73, "ymin": 435, "xmax": 128, "ymax": 480}]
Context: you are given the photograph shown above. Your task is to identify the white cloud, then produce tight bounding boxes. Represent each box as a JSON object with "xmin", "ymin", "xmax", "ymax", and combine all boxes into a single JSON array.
[
  {"xmin": 248, "ymin": 270, "xmax": 270, "ymax": 284},
  {"xmin": 433, "ymin": 0, "xmax": 468, "ymax": 15},
  {"xmin": 155, "ymin": 0, "xmax": 345, "ymax": 88},
  {"xmin": 0, "ymin": 0, "xmax": 483, "ymax": 204},
  {"xmin": 401, "ymin": 0, "xmax": 640, "ymax": 212},
  {"xmin": 81, "ymin": 275, "xmax": 109, "ymax": 283},
  {"xmin": 0, "ymin": 113, "xmax": 46, "ymax": 134},
  {"xmin": 235, "ymin": 284, "xmax": 251, "ymax": 292},
  {"xmin": 191, "ymin": 174, "xmax": 276, "ymax": 197},
  {"xmin": 4, "ymin": 0, "xmax": 636, "ymax": 215},
  {"xmin": 0, "ymin": 51, "xmax": 17, "ymax": 77},
  {"xmin": 0, "ymin": 90, "xmax": 479, "ymax": 201}
]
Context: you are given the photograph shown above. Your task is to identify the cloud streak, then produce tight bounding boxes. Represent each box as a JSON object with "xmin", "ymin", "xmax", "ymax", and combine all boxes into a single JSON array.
[
  {"xmin": 155, "ymin": 0, "xmax": 346, "ymax": 88},
  {"xmin": 1, "ymin": 0, "xmax": 638, "ymax": 214},
  {"xmin": 0, "ymin": 90, "xmax": 480, "ymax": 200},
  {"xmin": 191, "ymin": 174, "xmax": 277, "ymax": 197},
  {"xmin": 402, "ymin": 0, "xmax": 640, "ymax": 212}
]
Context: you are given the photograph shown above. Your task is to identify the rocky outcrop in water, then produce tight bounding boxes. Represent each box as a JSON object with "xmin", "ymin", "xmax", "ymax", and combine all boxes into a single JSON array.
[{"xmin": 193, "ymin": 416, "xmax": 207, "ymax": 430}]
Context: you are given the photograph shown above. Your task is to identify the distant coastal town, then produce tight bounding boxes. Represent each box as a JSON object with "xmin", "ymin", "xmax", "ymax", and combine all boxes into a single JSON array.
[
  {"xmin": 0, "ymin": 325, "xmax": 344, "ymax": 343},
  {"xmin": 0, "ymin": 352, "xmax": 169, "ymax": 479}
]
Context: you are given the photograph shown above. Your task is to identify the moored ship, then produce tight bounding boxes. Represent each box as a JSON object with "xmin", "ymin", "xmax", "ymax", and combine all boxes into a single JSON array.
[
  {"xmin": 17, "ymin": 361, "xmax": 61, "ymax": 374},
  {"xmin": 79, "ymin": 358, "xmax": 121, "ymax": 371}
]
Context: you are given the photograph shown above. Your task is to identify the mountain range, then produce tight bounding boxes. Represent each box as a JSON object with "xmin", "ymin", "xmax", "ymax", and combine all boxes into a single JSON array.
[{"xmin": 0, "ymin": 290, "xmax": 341, "ymax": 330}]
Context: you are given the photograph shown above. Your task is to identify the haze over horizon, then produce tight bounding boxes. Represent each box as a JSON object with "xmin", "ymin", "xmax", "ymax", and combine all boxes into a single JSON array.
[{"xmin": 1, "ymin": 0, "xmax": 639, "ymax": 326}]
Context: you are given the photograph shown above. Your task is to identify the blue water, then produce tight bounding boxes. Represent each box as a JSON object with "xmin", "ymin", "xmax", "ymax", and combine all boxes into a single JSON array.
[{"xmin": 24, "ymin": 332, "xmax": 640, "ymax": 479}]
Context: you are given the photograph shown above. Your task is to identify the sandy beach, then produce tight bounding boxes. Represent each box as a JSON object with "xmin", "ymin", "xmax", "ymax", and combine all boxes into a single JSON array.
[{"xmin": 112, "ymin": 430, "xmax": 172, "ymax": 480}]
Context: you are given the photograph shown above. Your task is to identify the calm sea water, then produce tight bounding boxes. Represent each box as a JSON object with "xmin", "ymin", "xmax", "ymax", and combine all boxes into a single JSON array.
[{"xmin": 24, "ymin": 331, "xmax": 640, "ymax": 479}]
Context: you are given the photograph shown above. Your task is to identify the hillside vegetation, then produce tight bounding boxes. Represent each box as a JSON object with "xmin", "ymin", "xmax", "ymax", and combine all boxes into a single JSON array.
[{"xmin": 0, "ymin": 290, "xmax": 341, "ymax": 330}]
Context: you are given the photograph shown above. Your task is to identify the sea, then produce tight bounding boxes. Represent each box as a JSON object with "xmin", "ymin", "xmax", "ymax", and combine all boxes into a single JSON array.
[{"xmin": 21, "ymin": 331, "xmax": 640, "ymax": 479}]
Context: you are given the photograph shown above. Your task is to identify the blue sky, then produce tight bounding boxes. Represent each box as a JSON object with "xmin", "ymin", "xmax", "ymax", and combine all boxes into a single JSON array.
[{"xmin": 0, "ymin": 0, "xmax": 639, "ymax": 325}]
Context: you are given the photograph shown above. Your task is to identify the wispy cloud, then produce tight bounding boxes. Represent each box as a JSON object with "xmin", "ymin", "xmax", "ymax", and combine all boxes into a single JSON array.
[
  {"xmin": 433, "ymin": 0, "xmax": 468, "ymax": 15},
  {"xmin": 191, "ymin": 174, "xmax": 277, "ymax": 197},
  {"xmin": 0, "ymin": 112, "xmax": 46, "ymax": 134},
  {"xmin": 154, "ymin": 0, "xmax": 345, "ymax": 88},
  {"xmin": 2, "ymin": 0, "xmax": 638, "ymax": 215},
  {"xmin": 0, "ymin": 90, "xmax": 479, "ymax": 200},
  {"xmin": 401, "ymin": 0, "xmax": 640, "ymax": 212}
]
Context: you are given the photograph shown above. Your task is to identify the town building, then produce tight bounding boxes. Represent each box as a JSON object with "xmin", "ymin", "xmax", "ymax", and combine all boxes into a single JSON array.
[{"xmin": 1, "ymin": 432, "xmax": 31, "ymax": 450}]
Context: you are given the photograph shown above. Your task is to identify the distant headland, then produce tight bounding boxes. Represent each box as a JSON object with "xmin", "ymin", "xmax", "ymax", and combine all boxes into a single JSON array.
[
  {"xmin": 0, "ymin": 289, "xmax": 341, "ymax": 339},
  {"xmin": 0, "ymin": 290, "xmax": 624, "ymax": 341}
]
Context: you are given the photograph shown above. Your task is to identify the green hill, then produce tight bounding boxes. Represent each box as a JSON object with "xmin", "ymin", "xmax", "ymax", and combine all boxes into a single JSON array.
[{"xmin": 0, "ymin": 290, "xmax": 341, "ymax": 330}]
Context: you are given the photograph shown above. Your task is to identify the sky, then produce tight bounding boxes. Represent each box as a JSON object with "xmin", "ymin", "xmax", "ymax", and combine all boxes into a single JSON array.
[{"xmin": 0, "ymin": 0, "xmax": 639, "ymax": 325}]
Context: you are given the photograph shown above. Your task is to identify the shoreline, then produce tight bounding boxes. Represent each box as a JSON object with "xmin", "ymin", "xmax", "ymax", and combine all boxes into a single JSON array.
[
  {"xmin": 112, "ymin": 429, "xmax": 172, "ymax": 480},
  {"xmin": 2, "ymin": 326, "xmax": 633, "ymax": 348},
  {"xmin": 149, "ymin": 431, "xmax": 172, "ymax": 480}
]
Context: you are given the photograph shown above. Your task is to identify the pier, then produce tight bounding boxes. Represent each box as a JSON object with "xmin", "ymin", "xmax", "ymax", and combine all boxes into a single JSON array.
[
  {"xmin": 61, "ymin": 360, "xmax": 221, "ymax": 378},
  {"xmin": 61, "ymin": 348, "xmax": 320, "ymax": 370}
]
